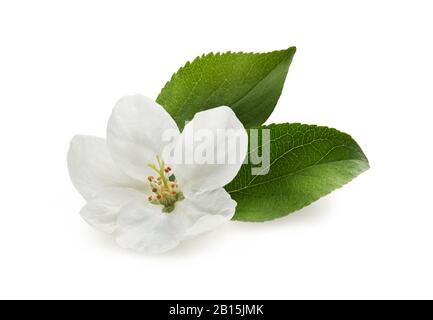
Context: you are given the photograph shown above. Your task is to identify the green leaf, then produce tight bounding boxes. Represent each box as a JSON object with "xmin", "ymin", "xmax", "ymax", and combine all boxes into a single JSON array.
[
  {"xmin": 225, "ymin": 123, "xmax": 369, "ymax": 222},
  {"xmin": 156, "ymin": 47, "xmax": 296, "ymax": 130}
]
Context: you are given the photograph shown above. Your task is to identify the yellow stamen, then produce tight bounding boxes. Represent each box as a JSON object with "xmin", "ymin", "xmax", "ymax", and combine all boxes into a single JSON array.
[{"xmin": 147, "ymin": 156, "xmax": 184, "ymax": 213}]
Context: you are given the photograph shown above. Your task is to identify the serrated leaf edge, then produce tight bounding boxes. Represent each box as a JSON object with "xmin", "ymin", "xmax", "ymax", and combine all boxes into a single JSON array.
[{"xmin": 157, "ymin": 47, "xmax": 297, "ymax": 101}]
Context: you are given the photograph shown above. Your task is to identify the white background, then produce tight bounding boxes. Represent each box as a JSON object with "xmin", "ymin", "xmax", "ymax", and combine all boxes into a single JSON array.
[{"xmin": 1, "ymin": 0, "xmax": 432, "ymax": 300}]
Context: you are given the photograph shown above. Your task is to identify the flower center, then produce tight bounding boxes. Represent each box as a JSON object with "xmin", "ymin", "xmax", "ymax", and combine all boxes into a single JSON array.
[{"xmin": 147, "ymin": 156, "xmax": 184, "ymax": 213}]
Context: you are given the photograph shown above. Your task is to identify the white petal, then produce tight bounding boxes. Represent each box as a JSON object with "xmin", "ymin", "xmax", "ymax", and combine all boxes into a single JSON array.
[
  {"xmin": 67, "ymin": 135, "xmax": 141, "ymax": 200},
  {"xmin": 176, "ymin": 188, "xmax": 236, "ymax": 239},
  {"xmin": 107, "ymin": 95, "xmax": 180, "ymax": 182},
  {"xmin": 115, "ymin": 188, "xmax": 235, "ymax": 254},
  {"xmin": 80, "ymin": 187, "xmax": 144, "ymax": 234},
  {"xmin": 115, "ymin": 199, "xmax": 190, "ymax": 254},
  {"xmin": 173, "ymin": 106, "xmax": 248, "ymax": 195}
]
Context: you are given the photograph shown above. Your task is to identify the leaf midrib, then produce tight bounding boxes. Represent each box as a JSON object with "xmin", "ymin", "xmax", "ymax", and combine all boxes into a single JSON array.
[
  {"xmin": 230, "ymin": 52, "xmax": 291, "ymax": 108},
  {"xmin": 227, "ymin": 151, "xmax": 366, "ymax": 194}
]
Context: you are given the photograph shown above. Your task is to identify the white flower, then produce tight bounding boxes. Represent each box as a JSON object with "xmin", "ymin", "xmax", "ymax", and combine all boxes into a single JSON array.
[{"xmin": 67, "ymin": 95, "xmax": 248, "ymax": 254}]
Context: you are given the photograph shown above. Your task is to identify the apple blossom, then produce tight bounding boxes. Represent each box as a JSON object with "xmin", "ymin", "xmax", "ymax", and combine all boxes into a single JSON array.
[{"xmin": 67, "ymin": 95, "xmax": 247, "ymax": 254}]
